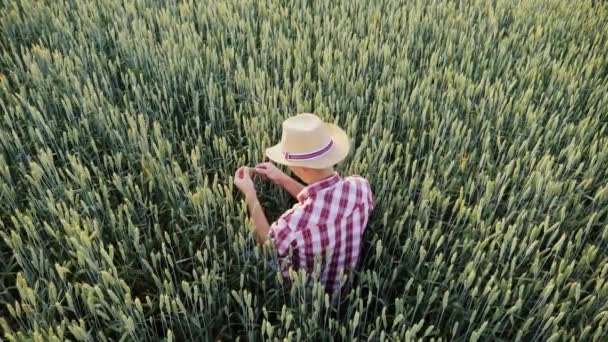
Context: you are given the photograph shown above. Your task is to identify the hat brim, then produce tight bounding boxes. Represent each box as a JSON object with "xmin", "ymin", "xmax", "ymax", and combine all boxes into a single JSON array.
[{"xmin": 265, "ymin": 123, "xmax": 350, "ymax": 169}]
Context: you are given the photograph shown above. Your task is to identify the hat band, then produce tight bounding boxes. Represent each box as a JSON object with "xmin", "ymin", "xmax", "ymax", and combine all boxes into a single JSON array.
[{"xmin": 284, "ymin": 139, "xmax": 333, "ymax": 161}]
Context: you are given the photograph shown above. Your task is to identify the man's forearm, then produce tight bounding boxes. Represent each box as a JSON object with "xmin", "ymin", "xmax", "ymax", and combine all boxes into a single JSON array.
[
  {"xmin": 245, "ymin": 193, "xmax": 271, "ymax": 244},
  {"xmin": 279, "ymin": 175, "xmax": 305, "ymax": 198}
]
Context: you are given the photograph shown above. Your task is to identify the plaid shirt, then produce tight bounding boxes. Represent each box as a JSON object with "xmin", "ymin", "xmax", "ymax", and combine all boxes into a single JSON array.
[{"xmin": 268, "ymin": 172, "xmax": 374, "ymax": 294}]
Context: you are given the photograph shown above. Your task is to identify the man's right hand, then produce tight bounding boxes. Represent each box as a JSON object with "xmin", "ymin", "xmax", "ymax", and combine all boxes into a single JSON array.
[{"xmin": 254, "ymin": 162, "xmax": 287, "ymax": 185}]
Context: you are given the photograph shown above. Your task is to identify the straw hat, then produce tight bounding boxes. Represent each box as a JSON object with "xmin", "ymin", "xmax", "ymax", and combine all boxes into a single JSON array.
[{"xmin": 265, "ymin": 113, "xmax": 350, "ymax": 169}]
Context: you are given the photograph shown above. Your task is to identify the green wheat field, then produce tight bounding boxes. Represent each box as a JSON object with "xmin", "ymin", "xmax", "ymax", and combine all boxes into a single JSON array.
[{"xmin": 1, "ymin": 0, "xmax": 607, "ymax": 341}]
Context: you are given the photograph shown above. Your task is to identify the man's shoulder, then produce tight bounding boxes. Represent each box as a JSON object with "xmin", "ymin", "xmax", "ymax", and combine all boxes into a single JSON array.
[
  {"xmin": 279, "ymin": 202, "xmax": 304, "ymax": 219},
  {"xmin": 274, "ymin": 201, "xmax": 309, "ymax": 227},
  {"xmin": 343, "ymin": 175, "xmax": 371, "ymax": 188},
  {"xmin": 343, "ymin": 175, "xmax": 374, "ymax": 207}
]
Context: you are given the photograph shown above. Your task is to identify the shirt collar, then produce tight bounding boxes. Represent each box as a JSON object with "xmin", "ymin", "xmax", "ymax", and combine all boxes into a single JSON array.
[{"xmin": 297, "ymin": 172, "xmax": 341, "ymax": 202}]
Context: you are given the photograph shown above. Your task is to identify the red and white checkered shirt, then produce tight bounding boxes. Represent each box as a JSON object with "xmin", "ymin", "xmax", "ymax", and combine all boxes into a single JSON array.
[{"xmin": 268, "ymin": 172, "xmax": 374, "ymax": 294}]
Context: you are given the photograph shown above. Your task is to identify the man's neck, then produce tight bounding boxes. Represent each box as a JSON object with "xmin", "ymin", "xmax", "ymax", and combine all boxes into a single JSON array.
[{"xmin": 306, "ymin": 169, "xmax": 336, "ymax": 185}]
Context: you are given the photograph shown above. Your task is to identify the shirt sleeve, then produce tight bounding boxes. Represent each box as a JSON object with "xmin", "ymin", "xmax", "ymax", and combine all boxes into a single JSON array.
[
  {"xmin": 268, "ymin": 217, "xmax": 298, "ymax": 258},
  {"xmin": 367, "ymin": 185, "xmax": 374, "ymax": 209},
  {"xmin": 362, "ymin": 178, "xmax": 374, "ymax": 209}
]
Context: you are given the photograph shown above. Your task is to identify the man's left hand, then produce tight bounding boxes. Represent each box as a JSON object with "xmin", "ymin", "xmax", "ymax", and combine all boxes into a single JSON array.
[{"xmin": 234, "ymin": 166, "xmax": 256, "ymax": 197}]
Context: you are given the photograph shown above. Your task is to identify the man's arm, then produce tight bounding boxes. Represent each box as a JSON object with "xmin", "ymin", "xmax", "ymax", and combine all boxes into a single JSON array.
[
  {"xmin": 245, "ymin": 192, "xmax": 271, "ymax": 244},
  {"xmin": 254, "ymin": 163, "xmax": 305, "ymax": 199},
  {"xmin": 279, "ymin": 175, "xmax": 305, "ymax": 199}
]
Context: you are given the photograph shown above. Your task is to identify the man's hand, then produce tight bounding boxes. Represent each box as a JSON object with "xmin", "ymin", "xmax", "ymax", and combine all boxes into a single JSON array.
[
  {"xmin": 234, "ymin": 166, "xmax": 256, "ymax": 197},
  {"xmin": 255, "ymin": 162, "xmax": 305, "ymax": 199},
  {"xmin": 254, "ymin": 162, "xmax": 287, "ymax": 185}
]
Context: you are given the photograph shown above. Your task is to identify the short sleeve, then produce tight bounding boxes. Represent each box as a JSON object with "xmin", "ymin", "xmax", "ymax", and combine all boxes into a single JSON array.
[
  {"xmin": 268, "ymin": 217, "xmax": 298, "ymax": 257},
  {"xmin": 359, "ymin": 177, "xmax": 374, "ymax": 209}
]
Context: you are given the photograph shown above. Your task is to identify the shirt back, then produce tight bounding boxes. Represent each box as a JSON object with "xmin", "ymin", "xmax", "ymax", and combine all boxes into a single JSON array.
[{"xmin": 268, "ymin": 172, "xmax": 374, "ymax": 294}]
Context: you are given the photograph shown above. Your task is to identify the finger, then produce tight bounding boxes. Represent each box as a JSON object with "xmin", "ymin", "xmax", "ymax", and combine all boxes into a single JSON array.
[
  {"xmin": 254, "ymin": 166, "xmax": 268, "ymax": 175},
  {"xmin": 244, "ymin": 167, "xmax": 254, "ymax": 178},
  {"xmin": 237, "ymin": 167, "xmax": 244, "ymax": 179},
  {"xmin": 255, "ymin": 168, "xmax": 270, "ymax": 177}
]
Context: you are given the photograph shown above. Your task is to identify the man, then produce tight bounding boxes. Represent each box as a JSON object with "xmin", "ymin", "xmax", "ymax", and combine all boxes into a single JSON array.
[{"xmin": 233, "ymin": 113, "xmax": 374, "ymax": 297}]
